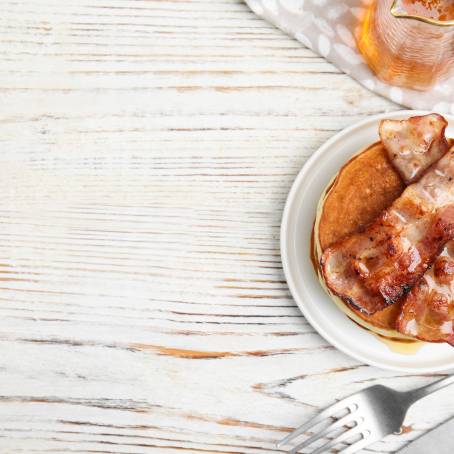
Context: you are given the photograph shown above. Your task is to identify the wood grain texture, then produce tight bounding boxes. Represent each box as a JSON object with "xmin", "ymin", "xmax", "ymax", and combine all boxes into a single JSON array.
[{"xmin": 0, "ymin": 0, "xmax": 452, "ymax": 453}]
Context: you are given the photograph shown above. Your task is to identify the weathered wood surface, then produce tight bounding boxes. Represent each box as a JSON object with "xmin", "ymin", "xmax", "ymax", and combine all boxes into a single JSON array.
[{"xmin": 0, "ymin": 0, "xmax": 452, "ymax": 453}]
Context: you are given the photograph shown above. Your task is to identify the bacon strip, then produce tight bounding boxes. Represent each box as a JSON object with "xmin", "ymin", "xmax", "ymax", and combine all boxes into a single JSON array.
[
  {"xmin": 320, "ymin": 250, "xmax": 390, "ymax": 314},
  {"xmin": 322, "ymin": 148, "xmax": 454, "ymax": 314},
  {"xmin": 380, "ymin": 113, "xmax": 449, "ymax": 184},
  {"xmin": 397, "ymin": 243, "xmax": 454, "ymax": 344}
]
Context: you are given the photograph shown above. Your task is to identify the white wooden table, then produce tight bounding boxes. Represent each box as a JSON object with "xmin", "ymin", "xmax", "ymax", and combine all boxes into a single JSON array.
[{"xmin": 1, "ymin": 1, "xmax": 453, "ymax": 453}]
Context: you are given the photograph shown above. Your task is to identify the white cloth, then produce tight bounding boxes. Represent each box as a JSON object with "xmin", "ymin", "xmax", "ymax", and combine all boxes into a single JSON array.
[{"xmin": 244, "ymin": 0, "xmax": 454, "ymax": 112}]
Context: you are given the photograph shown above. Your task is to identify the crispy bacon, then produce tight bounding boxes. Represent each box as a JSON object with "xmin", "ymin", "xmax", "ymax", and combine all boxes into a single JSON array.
[
  {"xmin": 397, "ymin": 243, "xmax": 454, "ymax": 344},
  {"xmin": 380, "ymin": 113, "xmax": 449, "ymax": 184},
  {"xmin": 320, "ymin": 249, "xmax": 390, "ymax": 314},
  {"xmin": 322, "ymin": 148, "xmax": 454, "ymax": 314}
]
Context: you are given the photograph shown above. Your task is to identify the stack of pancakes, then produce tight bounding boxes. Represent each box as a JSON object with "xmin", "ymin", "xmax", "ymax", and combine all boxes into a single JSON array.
[{"xmin": 314, "ymin": 138, "xmax": 454, "ymax": 337}]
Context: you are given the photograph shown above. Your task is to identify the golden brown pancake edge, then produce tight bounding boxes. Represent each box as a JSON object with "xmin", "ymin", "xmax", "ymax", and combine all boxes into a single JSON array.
[{"xmin": 314, "ymin": 141, "xmax": 405, "ymax": 332}]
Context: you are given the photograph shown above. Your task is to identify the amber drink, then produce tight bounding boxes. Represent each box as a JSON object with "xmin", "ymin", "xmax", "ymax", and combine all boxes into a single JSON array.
[{"xmin": 357, "ymin": 0, "xmax": 454, "ymax": 90}]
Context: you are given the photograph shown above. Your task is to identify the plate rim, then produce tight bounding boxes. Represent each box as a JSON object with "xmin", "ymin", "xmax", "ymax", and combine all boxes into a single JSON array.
[{"xmin": 280, "ymin": 109, "xmax": 454, "ymax": 372}]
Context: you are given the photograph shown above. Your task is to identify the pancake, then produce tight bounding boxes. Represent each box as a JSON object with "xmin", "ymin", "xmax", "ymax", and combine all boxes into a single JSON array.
[
  {"xmin": 315, "ymin": 141, "xmax": 405, "ymax": 332},
  {"xmin": 315, "ymin": 138, "xmax": 454, "ymax": 333},
  {"xmin": 318, "ymin": 142, "xmax": 405, "ymax": 251}
]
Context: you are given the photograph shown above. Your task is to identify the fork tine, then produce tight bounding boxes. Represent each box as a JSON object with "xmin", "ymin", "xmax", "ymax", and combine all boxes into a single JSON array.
[
  {"xmin": 287, "ymin": 411, "xmax": 359, "ymax": 454},
  {"xmin": 277, "ymin": 398, "xmax": 355, "ymax": 448},
  {"xmin": 309, "ymin": 424, "xmax": 364, "ymax": 454},
  {"xmin": 338, "ymin": 432, "xmax": 373, "ymax": 454}
]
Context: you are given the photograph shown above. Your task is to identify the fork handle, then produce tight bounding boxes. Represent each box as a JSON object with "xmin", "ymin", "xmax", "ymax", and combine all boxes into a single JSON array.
[{"xmin": 405, "ymin": 374, "xmax": 454, "ymax": 405}]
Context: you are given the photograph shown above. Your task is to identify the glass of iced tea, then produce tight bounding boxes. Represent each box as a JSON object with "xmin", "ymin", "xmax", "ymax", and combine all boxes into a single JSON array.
[{"xmin": 357, "ymin": 0, "xmax": 454, "ymax": 90}]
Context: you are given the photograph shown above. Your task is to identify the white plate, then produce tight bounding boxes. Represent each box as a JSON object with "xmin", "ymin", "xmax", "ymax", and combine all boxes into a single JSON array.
[{"xmin": 281, "ymin": 110, "xmax": 454, "ymax": 372}]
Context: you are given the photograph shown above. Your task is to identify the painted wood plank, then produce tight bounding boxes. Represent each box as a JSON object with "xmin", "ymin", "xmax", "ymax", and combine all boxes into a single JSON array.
[{"xmin": 1, "ymin": 1, "xmax": 450, "ymax": 453}]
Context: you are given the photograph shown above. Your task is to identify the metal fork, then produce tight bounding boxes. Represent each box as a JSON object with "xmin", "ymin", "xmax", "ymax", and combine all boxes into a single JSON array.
[{"xmin": 277, "ymin": 374, "xmax": 454, "ymax": 454}]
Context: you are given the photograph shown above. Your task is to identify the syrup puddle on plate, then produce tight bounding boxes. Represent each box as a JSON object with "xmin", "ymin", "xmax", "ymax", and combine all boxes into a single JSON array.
[
  {"xmin": 374, "ymin": 332, "xmax": 423, "ymax": 355},
  {"xmin": 348, "ymin": 316, "xmax": 424, "ymax": 355}
]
